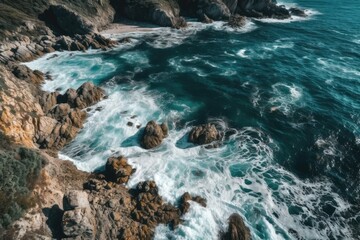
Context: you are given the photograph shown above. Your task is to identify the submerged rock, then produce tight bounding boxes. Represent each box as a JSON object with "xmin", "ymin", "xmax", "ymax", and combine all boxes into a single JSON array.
[
  {"xmin": 221, "ymin": 213, "xmax": 251, "ymax": 240},
  {"xmin": 188, "ymin": 123, "xmax": 221, "ymax": 145},
  {"xmin": 141, "ymin": 121, "xmax": 168, "ymax": 149}
]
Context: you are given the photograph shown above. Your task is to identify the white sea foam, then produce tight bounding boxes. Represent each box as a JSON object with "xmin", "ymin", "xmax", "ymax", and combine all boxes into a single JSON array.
[
  {"xmin": 268, "ymin": 83, "xmax": 303, "ymax": 115},
  {"xmin": 25, "ymin": 25, "xmax": 355, "ymax": 240}
]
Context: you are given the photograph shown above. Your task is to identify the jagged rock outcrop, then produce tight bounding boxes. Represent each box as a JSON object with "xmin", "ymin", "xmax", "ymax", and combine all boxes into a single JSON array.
[
  {"xmin": 62, "ymin": 191, "xmax": 95, "ymax": 238},
  {"xmin": 179, "ymin": 192, "xmax": 207, "ymax": 214},
  {"xmin": 236, "ymin": 0, "xmax": 290, "ymax": 19},
  {"xmin": 188, "ymin": 123, "xmax": 221, "ymax": 145},
  {"xmin": 227, "ymin": 15, "xmax": 246, "ymax": 28},
  {"xmin": 220, "ymin": 213, "xmax": 251, "ymax": 240},
  {"xmin": 36, "ymin": 82, "xmax": 105, "ymax": 150},
  {"xmin": 105, "ymin": 156, "xmax": 135, "ymax": 184},
  {"xmin": 124, "ymin": 0, "xmax": 187, "ymax": 28},
  {"xmin": 179, "ymin": 0, "xmax": 231, "ymax": 20},
  {"xmin": 141, "ymin": 121, "xmax": 168, "ymax": 149}
]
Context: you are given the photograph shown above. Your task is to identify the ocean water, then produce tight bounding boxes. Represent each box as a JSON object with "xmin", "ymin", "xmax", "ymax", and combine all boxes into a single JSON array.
[{"xmin": 26, "ymin": 0, "xmax": 360, "ymax": 239}]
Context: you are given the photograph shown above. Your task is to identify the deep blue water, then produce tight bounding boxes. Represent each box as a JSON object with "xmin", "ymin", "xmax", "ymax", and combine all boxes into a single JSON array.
[{"xmin": 27, "ymin": 0, "xmax": 360, "ymax": 239}]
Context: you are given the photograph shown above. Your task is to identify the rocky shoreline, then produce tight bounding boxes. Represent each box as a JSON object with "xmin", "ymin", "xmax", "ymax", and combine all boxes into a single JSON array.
[{"xmin": 0, "ymin": 0, "xmax": 307, "ymax": 239}]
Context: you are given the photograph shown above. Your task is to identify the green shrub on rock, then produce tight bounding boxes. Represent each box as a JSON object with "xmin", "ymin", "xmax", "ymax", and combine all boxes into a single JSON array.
[{"xmin": 0, "ymin": 147, "xmax": 46, "ymax": 228}]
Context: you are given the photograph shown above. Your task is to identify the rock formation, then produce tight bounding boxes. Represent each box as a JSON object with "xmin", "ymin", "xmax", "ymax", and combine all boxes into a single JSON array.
[
  {"xmin": 123, "ymin": 0, "xmax": 187, "ymax": 28},
  {"xmin": 141, "ymin": 120, "xmax": 169, "ymax": 149},
  {"xmin": 227, "ymin": 15, "xmax": 247, "ymax": 28},
  {"xmin": 221, "ymin": 213, "xmax": 251, "ymax": 240},
  {"xmin": 188, "ymin": 123, "xmax": 222, "ymax": 145},
  {"xmin": 104, "ymin": 156, "xmax": 135, "ymax": 184}
]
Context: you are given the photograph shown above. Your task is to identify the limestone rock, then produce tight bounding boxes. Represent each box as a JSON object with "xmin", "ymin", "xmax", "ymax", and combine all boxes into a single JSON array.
[{"xmin": 141, "ymin": 121, "xmax": 168, "ymax": 149}]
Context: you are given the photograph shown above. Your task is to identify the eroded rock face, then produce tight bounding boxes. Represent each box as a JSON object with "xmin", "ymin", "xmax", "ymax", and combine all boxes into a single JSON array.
[
  {"xmin": 36, "ymin": 82, "xmax": 104, "ymax": 150},
  {"xmin": 141, "ymin": 121, "xmax": 168, "ymax": 149},
  {"xmin": 62, "ymin": 207, "xmax": 95, "ymax": 238},
  {"xmin": 221, "ymin": 213, "xmax": 251, "ymax": 240},
  {"xmin": 105, "ymin": 156, "xmax": 135, "ymax": 184},
  {"xmin": 227, "ymin": 15, "xmax": 246, "ymax": 28},
  {"xmin": 236, "ymin": 0, "xmax": 290, "ymax": 19},
  {"xmin": 199, "ymin": 0, "xmax": 231, "ymax": 20},
  {"xmin": 64, "ymin": 190, "xmax": 90, "ymax": 211},
  {"xmin": 179, "ymin": 192, "xmax": 207, "ymax": 214},
  {"xmin": 188, "ymin": 123, "xmax": 221, "ymax": 145},
  {"xmin": 124, "ymin": 0, "xmax": 187, "ymax": 28}
]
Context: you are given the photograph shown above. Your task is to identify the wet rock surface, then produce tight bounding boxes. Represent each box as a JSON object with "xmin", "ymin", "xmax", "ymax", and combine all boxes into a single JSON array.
[
  {"xmin": 220, "ymin": 213, "xmax": 251, "ymax": 240},
  {"xmin": 141, "ymin": 121, "xmax": 169, "ymax": 149},
  {"xmin": 188, "ymin": 123, "xmax": 222, "ymax": 145}
]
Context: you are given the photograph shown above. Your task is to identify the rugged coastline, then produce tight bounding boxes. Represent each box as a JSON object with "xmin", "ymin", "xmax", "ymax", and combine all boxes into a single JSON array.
[{"xmin": 0, "ymin": 0, "xmax": 308, "ymax": 239}]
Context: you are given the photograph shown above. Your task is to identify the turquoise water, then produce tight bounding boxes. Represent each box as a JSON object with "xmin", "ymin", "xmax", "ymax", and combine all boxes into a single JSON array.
[{"xmin": 27, "ymin": 0, "xmax": 360, "ymax": 239}]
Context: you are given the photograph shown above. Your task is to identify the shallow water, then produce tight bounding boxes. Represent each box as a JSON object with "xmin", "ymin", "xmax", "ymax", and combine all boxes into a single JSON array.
[{"xmin": 26, "ymin": 0, "xmax": 360, "ymax": 239}]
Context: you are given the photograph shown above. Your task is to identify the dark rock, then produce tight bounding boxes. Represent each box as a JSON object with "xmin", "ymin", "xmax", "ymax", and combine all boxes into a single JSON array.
[
  {"xmin": 289, "ymin": 7, "xmax": 307, "ymax": 17},
  {"xmin": 236, "ymin": 0, "xmax": 291, "ymax": 19},
  {"xmin": 141, "ymin": 121, "xmax": 168, "ymax": 149},
  {"xmin": 199, "ymin": 0, "xmax": 231, "ymax": 20},
  {"xmin": 198, "ymin": 13, "xmax": 214, "ymax": 23},
  {"xmin": 223, "ymin": 0, "xmax": 239, "ymax": 14},
  {"xmin": 221, "ymin": 213, "xmax": 251, "ymax": 240},
  {"xmin": 188, "ymin": 123, "xmax": 221, "ymax": 145},
  {"xmin": 48, "ymin": 5, "xmax": 95, "ymax": 36},
  {"xmin": 11, "ymin": 64, "xmax": 44, "ymax": 84},
  {"xmin": 127, "ymin": 122, "xmax": 134, "ymax": 127},
  {"xmin": 74, "ymin": 82, "xmax": 105, "ymax": 109},
  {"xmin": 124, "ymin": 0, "xmax": 187, "ymax": 28},
  {"xmin": 227, "ymin": 15, "xmax": 246, "ymax": 28}
]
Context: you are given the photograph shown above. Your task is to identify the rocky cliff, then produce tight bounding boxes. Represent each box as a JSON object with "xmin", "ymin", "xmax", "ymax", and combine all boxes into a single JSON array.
[{"xmin": 0, "ymin": 0, "xmax": 308, "ymax": 238}]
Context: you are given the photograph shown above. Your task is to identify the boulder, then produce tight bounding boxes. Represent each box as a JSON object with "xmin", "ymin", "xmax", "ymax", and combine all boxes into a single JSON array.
[
  {"xmin": 63, "ymin": 190, "xmax": 90, "ymax": 211},
  {"xmin": 57, "ymin": 82, "xmax": 105, "ymax": 109},
  {"xmin": 227, "ymin": 15, "xmax": 246, "ymax": 28},
  {"xmin": 188, "ymin": 123, "xmax": 221, "ymax": 145},
  {"xmin": 105, "ymin": 156, "xmax": 135, "ymax": 184},
  {"xmin": 141, "ymin": 121, "xmax": 168, "ymax": 149},
  {"xmin": 74, "ymin": 82, "xmax": 105, "ymax": 109},
  {"xmin": 124, "ymin": 0, "xmax": 187, "ymax": 28},
  {"xmin": 62, "ymin": 207, "xmax": 95, "ymax": 238},
  {"xmin": 221, "ymin": 213, "xmax": 251, "ymax": 240}
]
